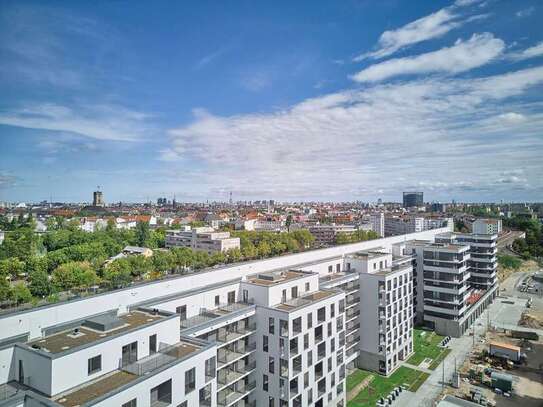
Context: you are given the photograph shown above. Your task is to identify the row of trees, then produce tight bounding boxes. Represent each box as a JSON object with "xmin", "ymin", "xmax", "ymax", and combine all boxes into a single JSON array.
[
  {"xmin": 335, "ymin": 229, "xmax": 379, "ymax": 245},
  {"xmin": 505, "ymin": 216, "xmax": 543, "ymax": 259}
]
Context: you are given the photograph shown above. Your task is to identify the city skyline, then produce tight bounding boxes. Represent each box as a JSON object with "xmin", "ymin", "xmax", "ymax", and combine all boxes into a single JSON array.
[{"xmin": 1, "ymin": 0, "xmax": 543, "ymax": 203}]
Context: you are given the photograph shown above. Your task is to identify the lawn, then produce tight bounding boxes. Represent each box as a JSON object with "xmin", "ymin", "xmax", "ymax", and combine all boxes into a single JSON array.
[
  {"xmin": 347, "ymin": 369, "xmax": 373, "ymax": 392},
  {"xmin": 407, "ymin": 328, "xmax": 449, "ymax": 369},
  {"xmin": 347, "ymin": 366, "xmax": 430, "ymax": 407}
]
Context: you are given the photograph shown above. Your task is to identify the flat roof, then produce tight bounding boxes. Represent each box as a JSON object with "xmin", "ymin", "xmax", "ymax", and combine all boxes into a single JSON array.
[
  {"xmin": 275, "ymin": 290, "xmax": 339, "ymax": 312},
  {"xmin": 489, "ymin": 341, "xmax": 521, "ymax": 352},
  {"xmin": 27, "ymin": 310, "xmax": 165, "ymax": 354},
  {"xmin": 349, "ymin": 248, "xmax": 388, "ymax": 259},
  {"xmin": 246, "ymin": 270, "xmax": 308, "ymax": 286}
]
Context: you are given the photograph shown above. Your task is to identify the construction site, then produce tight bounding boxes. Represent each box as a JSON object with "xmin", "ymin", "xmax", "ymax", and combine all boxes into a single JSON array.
[{"xmin": 439, "ymin": 274, "xmax": 543, "ymax": 407}]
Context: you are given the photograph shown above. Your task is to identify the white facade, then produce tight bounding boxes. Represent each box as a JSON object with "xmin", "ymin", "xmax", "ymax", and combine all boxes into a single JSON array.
[
  {"xmin": 165, "ymin": 227, "xmax": 241, "ymax": 254},
  {"xmin": 0, "ymin": 228, "xmax": 450, "ymax": 407},
  {"xmin": 370, "ymin": 213, "xmax": 385, "ymax": 238},
  {"xmin": 472, "ymin": 219, "xmax": 502, "ymax": 235}
]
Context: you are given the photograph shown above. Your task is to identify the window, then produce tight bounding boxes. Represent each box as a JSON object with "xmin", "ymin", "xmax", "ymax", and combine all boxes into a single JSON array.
[
  {"xmin": 291, "ymin": 286, "xmax": 298, "ymax": 299},
  {"xmin": 268, "ymin": 397, "xmax": 275, "ymax": 407},
  {"xmin": 150, "ymin": 380, "xmax": 171, "ymax": 407},
  {"xmin": 122, "ymin": 341, "xmax": 138, "ymax": 366},
  {"xmin": 227, "ymin": 291, "xmax": 235, "ymax": 304},
  {"xmin": 178, "ymin": 402, "xmax": 187, "ymax": 407},
  {"xmin": 263, "ymin": 374, "xmax": 269, "ymax": 391},
  {"xmin": 336, "ymin": 264, "xmax": 340, "ymax": 272},
  {"xmin": 149, "ymin": 334, "xmax": 157, "ymax": 354},
  {"xmin": 185, "ymin": 367, "xmax": 196, "ymax": 394},
  {"xmin": 307, "ymin": 313, "xmax": 313, "ymax": 329},
  {"xmin": 305, "ymin": 282, "xmax": 310, "ymax": 291},
  {"xmin": 205, "ymin": 357, "xmax": 216, "ymax": 380},
  {"xmin": 214, "ymin": 295, "xmax": 220, "ymax": 306},
  {"xmin": 269, "ymin": 356, "xmax": 275, "ymax": 374},
  {"xmin": 122, "ymin": 399, "xmax": 136, "ymax": 407},
  {"xmin": 269, "ymin": 317, "xmax": 275, "ymax": 334},
  {"xmin": 328, "ymin": 265, "xmax": 333, "ymax": 273},
  {"xmin": 87, "ymin": 355, "xmax": 101, "ymax": 375},
  {"xmin": 176, "ymin": 305, "xmax": 187, "ymax": 320},
  {"xmin": 263, "ymin": 335, "xmax": 269, "ymax": 352},
  {"xmin": 282, "ymin": 289, "xmax": 287, "ymax": 302},
  {"xmin": 304, "ymin": 334, "xmax": 309, "ymax": 350},
  {"xmin": 330, "ymin": 304, "xmax": 335, "ymax": 318}
]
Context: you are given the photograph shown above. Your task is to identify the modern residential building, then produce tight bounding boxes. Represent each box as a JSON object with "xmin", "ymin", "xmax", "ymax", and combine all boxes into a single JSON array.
[
  {"xmin": 308, "ymin": 224, "xmax": 357, "ymax": 246},
  {"xmin": 370, "ymin": 213, "xmax": 385, "ymax": 238},
  {"xmin": 0, "ymin": 227, "xmax": 449, "ymax": 407},
  {"xmin": 347, "ymin": 250, "xmax": 414, "ymax": 375},
  {"xmin": 472, "ymin": 219, "xmax": 502, "ymax": 235},
  {"xmin": 405, "ymin": 232, "xmax": 498, "ymax": 337},
  {"xmin": 165, "ymin": 227, "xmax": 241, "ymax": 254},
  {"xmin": 384, "ymin": 216, "xmax": 452, "ymax": 237},
  {"xmin": 402, "ymin": 192, "xmax": 423, "ymax": 208}
]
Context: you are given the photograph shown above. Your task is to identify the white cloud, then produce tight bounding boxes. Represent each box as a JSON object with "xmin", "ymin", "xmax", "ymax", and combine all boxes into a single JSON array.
[
  {"xmin": 354, "ymin": 8, "xmax": 460, "ymax": 61},
  {"xmin": 163, "ymin": 66, "xmax": 543, "ymax": 200},
  {"xmin": 516, "ymin": 7, "xmax": 535, "ymax": 18},
  {"xmin": 0, "ymin": 103, "xmax": 152, "ymax": 141},
  {"xmin": 351, "ymin": 33, "xmax": 504, "ymax": 83},
  {"xmin": 354, "ymin": 0, "xmax": 488, "ymax": 61},
  {"xmin": 495, "ymin": 112, "xmax": 526, "ymax": 124},
  {"xmin": 509, "ymin": 41, "xmax": 543, "ymax": 61}
]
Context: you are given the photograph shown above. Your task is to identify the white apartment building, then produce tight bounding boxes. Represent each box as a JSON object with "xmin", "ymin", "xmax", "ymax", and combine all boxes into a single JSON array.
[
  {"xmin": 0, "ymin": 227, "xmax": 450, "ymax": 407},
  {"xmin": 165, "ymin": 227, "xmax": 240, "ymax": 254},
  {"xmin": 370, "ymin": 213, "xmax": 385, "ymax": 238},
  {"xmin": 406, "ymin": 235, "xmax": 498, "ymax": 337},
  {"xmin": 472, "ymin": 219, "xmax": 502, "ymax": 235},
  {"xmin": 384, "ymin": 216, "xmax": 452, "ymax": 237},
  {"xmin": 346, "ymin": 250, "xmax": 413, "ymax": 376}
]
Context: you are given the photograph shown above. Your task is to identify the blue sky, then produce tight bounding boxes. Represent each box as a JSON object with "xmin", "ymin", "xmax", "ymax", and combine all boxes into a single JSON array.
[{"xmin": 1, "ymin": 0, "xmax": 542, "ymax": 203}]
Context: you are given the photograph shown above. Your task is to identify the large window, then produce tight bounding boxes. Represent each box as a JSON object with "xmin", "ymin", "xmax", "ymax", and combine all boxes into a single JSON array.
[
  {"xmin": 269, "ymin": 317, "xmax": 275, "ymax": 334},
  {"xmin": 263, "ymin": 335, "xmax": 269, "ymax": 352},
  {"xmin": 263, "ymin": 374, "xmax": 269, "ymax": 391},
  {"xmin": 87, "ymin": 355, "xmax": 101, "ymax": 375},
  {"xmin": 122, "ymin": 399, "xmax": 136, "ymax": 407},
  {"xmin": 150, "ymin": 379, "xmax": 171, "ymax": 407},
  {"xmin": 176, "ymin": 305, "xmax": 187, "ymax": 321},
  {"xmin": 185, "ymin": 367, "xmax": 196, "ymax": 394},
  {"xmin": 269, "ymin": 356, "xmax": 275, "ymax": 374}
]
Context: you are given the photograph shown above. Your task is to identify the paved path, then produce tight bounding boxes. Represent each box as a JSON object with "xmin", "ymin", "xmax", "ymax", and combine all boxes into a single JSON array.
[{"xmin": 403, "ymin": 362, "xmax": 433, "ymax": 375}]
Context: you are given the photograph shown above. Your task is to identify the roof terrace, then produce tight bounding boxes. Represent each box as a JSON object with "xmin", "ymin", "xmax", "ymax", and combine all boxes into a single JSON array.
[
  {"xmin": 27, "ymin": 309, "xmax": 166, "ymax": 355},
  {"xmin": 275, "ymin": 290, "xmax": 339, "ymax": 312},
  {"xmin": 246, "ymin": 270, "xmax": 308, "ymax": 286}
]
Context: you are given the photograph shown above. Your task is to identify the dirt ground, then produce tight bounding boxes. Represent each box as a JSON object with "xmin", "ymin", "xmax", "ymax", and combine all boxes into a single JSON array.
[
  {"xmin": 497, "ymin": 260, "xmax": 538, "ymax": 284},
  {"xmin": 449, "ymin": 328, "xmax": 543, "ymax": 407}
]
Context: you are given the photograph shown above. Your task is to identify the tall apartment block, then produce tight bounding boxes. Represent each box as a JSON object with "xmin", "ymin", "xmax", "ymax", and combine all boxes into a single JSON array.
[
  {"xmin": 0, "ymin": 228, "xmax": 450, "ymax": 407},
  {"xmin": 345, "ymin": 250, "xmax": 414, "ymax": 375},
  {"xmin": 405, "ymin": 232, "xmax": 498, "ymax": 337},
  {"xmin": 370, "ymin": 213, "xmax": 385, "ymax": 238},
  {"xmin": 165, "ymin": 227, "xmax": 240, "ymax": 254}
]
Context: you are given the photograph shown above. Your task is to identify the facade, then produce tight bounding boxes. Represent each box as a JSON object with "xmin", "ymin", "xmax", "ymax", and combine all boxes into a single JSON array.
[
  {"xmin": 370, "ymin": 213, "xmax": 385, "ymax": 238},
  {"xmin": 93, "ymin": 191, "xmax": 104, "ymax": 207},
  {"xmin": 165, "ymin": 227, "xmax": 241, "ymax": 254},
  {"xmin": 385, "ymin": 216, "xmax": 452, "ymax": 237},
  {"xmin": 406, "ymin": 232, "xmax": 498, "ymax": 337},
  {"xmin": 308, "ymin": 224, "xmax": 357, "ymax": 246},
  {"xmin": 472, "ymin": 219, "xmax": 502, "ymax": 235},
  {"xmin": 0, "ymin": 227, "xmax": 451, "ymax": 407},
  {"xmin": 347, "ymin": 250, "xmax": 413, "ymax": 375},
  {"xmin": 402, "ymin": 192, "xmax": 423, "ymax": 208}
]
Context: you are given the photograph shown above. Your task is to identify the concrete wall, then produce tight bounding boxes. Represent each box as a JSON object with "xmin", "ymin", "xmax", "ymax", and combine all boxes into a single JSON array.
[{"xmin": 0, "ymin": 228, "xmax": 449, "ymax": 342}]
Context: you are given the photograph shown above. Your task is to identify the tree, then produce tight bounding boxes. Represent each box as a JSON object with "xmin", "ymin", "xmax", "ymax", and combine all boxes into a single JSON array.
[
  {"xmin": 102, "ymin": 259, "xmax": 132, "ymax": 288},
  {"xmin": 226, "ymin": 248, "xmax": 242, "ymax": 263},
  {"xmin": 11, "ymin": 283, "xmax": 32, "ymax": 305},
  {"xmin": 257, "ymin": 241, "xmax": 271, "ymax": 258},
  {"xmin": 286, "ymin": 214, "xmax": 293, "ymax": 233},
  {"xmin": 52, "ymin": 261, "xmax": 97, "ymax": 291},
  {"xmin": 0, "ymin": 258, "xmax": 25, "ymax": 279},
  {"xmin": 28, "ymin": 269, "xmax": 52, "ymax": 297},
  {"xmin": 135, "ymin": 222, "xmax": 151, "ymax": 246},
  {"xmin": 0, "ymin": 278, "xmax": 11, "ymax": 302}
]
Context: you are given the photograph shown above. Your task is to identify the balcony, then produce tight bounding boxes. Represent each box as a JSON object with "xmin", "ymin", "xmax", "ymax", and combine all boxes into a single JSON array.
[
  {"xmin": 217, "ymin": 381, "xmax": 256, "ymax": 407},
  {"xmin": 217, "ymin": 361, "xmax": 256, "ymax": 388},
  {"xmin": 216, "ymin": 324, "xmax": 256, "ymax": 345},
  {"xmin": 218, "ymin": 343, "xmax": 256, "ymax": 368}
]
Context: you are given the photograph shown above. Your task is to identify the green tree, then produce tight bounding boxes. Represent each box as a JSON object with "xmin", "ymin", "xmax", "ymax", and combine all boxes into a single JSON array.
[
  {"xmin": 102, "ymin": 259, "xmax": 132, "ymax": 288},
  {"xmin": 28, "ymin": 269, "xmax": 52, "ymax": 297},
  {"xmin": 286, "ymin": 214, "xmax": 293, "ymax": 233},
  {"xmin": 11, "ymin": 283, "xmax": 32, "ymax": 305},
  {"xmin": 257, "ymin": 241, "xmax": 271, "ymax": 258},
  {"xmin": 52, "ymin": 261, "xmax": 96, "ymax": 291},
  {"xmin": 0, "ymin": 278, "xmax": 11, "ymax": 302},
  {"xmin": 135, "ymin": 222, "xmax": 151, "ymax": 246},
  {"xmin": 0, "ymin": 258, "xmax": 25, "ymax": 279}
]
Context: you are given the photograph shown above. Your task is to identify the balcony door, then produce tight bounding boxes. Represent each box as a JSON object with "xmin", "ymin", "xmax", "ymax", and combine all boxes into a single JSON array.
[{"xmin": 122, "ymin": 341, "xmax": 138, "ymax": 366}]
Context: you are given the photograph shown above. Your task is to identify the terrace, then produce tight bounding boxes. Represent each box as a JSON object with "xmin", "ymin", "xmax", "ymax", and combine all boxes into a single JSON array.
[
  {"xmin": 27, "ymin": 309, "xmax": 165, "ymax": 354},
  {"xmin": 275, "ymin": 290, "xmax": 339, "ymax": 312},
  {"xmin": 179, "ymin": 301, "xmax": 255, "ymax": 332}
]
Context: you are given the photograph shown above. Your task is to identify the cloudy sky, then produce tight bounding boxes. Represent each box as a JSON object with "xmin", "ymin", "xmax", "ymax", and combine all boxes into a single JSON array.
[{"xmin": 1, "ymin": 0, "xmax": 542, "ymax": 203}]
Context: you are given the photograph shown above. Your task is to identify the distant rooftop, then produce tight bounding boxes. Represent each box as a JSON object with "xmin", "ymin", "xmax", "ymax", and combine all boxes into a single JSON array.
[{"xmin": 348, "ymin": 247, "xmax": 388, "ymax": 259}]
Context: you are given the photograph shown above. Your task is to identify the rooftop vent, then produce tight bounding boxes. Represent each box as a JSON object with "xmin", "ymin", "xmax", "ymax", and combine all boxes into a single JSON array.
[
  {"xmin": 257, "ymin": 271, "xmax": 285, "ymax": 281},
  {"xmin": 82, "ymin": 314, "xmax": 124, "ymax": 332}
]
